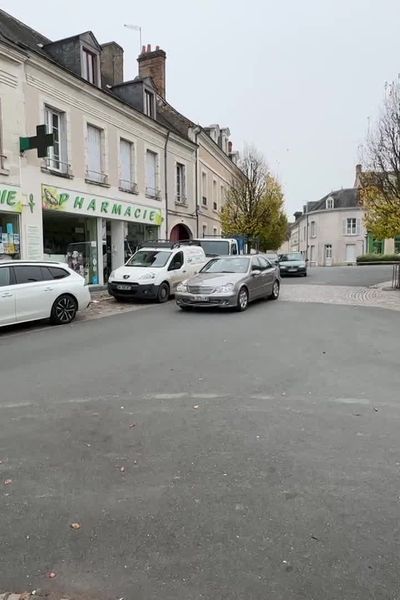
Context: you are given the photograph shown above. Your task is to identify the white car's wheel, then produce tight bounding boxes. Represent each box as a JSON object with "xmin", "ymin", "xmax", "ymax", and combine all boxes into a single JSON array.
[{"xmin": 51, "ymin": 294, "xmax": 78, "ymax": 325}]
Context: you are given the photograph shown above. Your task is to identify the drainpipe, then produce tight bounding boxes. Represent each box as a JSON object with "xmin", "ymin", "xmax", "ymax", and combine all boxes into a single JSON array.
[
  {"xmin": 192, "ymin": 126, "xmax": 202, "ymax": 237},
  {"xmin": 164, "ymin": 130, "xmax": 170, "ymax": 239}
]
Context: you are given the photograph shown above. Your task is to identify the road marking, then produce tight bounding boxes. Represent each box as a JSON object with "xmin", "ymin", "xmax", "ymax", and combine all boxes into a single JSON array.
[{"xmin": 332, "ymin": 398, "xmax": 371, "ymax": 405}]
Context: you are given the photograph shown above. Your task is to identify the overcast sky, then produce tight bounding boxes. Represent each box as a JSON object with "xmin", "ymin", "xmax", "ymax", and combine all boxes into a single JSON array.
[{"xmin": 3, "ymin": 0, "xmax": 400, "ymax": 215}]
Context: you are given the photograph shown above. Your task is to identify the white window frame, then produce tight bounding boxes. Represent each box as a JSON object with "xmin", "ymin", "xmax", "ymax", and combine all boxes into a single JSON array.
[
  {"xmin": 86, "ymin": 124, "xmax": 107, "ymax": 184},
  {"xmin": 326, "ymin": 197, "xmax": 334, "ymax": 209},
  {"xmin": 310, "ymin": 220, "xmax": 316, "ymax": 238},
  {"xmin": 202, "ymin": 224, "xmax": 207, "ymax": 237},
  {"xmin": 82, "ymin": 47, "xmax": 98, "ymax": 85},
  {"xmin": 346, "ymin": 217, "xmax": 357, "ymax": 236},
  {"xmin": 144, "ymin": 89, "xmax": 155, "ymax": 118},
  {"xmin": 201, "ymin": 171, "xmax": 208, "ymax": 207},
  {"xmin": 145, "ymin": 149, "xmax": 160, "ymax": 199},
  {"xmin": 212, "ymin": 179, "xmax": 218, "ymax": 211},
  {"xmin": 119, "ymin": 139, "xmax": 136, "ymax": 193},
  {"xmin": 44, "ymin": 105, "xmax": 68, "ymax": 174},
  {"xmin": 176, "ymin": 162, "xmax": 186, "ymax": 203}
]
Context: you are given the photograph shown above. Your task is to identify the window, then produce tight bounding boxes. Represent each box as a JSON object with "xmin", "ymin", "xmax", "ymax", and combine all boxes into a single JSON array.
[
  {"xmin": 395, "ymin": 236, "xmax": 400, "ymax": 254},
  {"xmin": 176, "ymin": 163, "xmax": 186, "ymax": 202},
  {"xmin": 144, "ymin": 90, "xmax": 155, "ymax": 118},
  {"xmin": 120, "ymin": 139, "xmax": 135, "ymax": 192},
  {"xmin": 82, "ymin": 48, "xmax": 98, "ymax": 84},
  {"xmin": 310, "ymin": 221, "xmax": 316, "ymax": 238},
  {"xmin": 326, "ymin": 197, "xmax": 334, "ymax": 209},
  {"xmin": 213, "ymin": 227, "xmax": 218, "ymax": 235},
  {"xmin": 14, "ymin": 266, "xmax": 44, "ymax": 284},
  {"xmin": 220, "ymin": 185, "xmax": 225, "ymax": 203},
  {"xmin": 41, "ymin": 266, "xmax": 69, "ymax": 280},
  {"xmin": 202, "ymin": 224, "xmax": 207, "ymax": 236},
  {"xmin": 169, "ymin": 251, "xmax": 184, "ymax": 270},
  {"xmin": 0, "ymin": 266, "xmax": 11, "ymax": 287},
  {"xmin": 0, "ymin": 99, "xmax": 6, "ymax": 172},
  {"xmin": 86, "ymin": 125, "xmax": 105, "ymax": 183},
  {"xmin": 345, "ymin": 218, "xmax": 358, "ymax": 235},
  {"xmin": 126, "ymin": 250, "xmax": 171, "ymax": 268},
  {"xmin": 310, "ymin": 245, "xmax": 315, "ymax": 262},
  {"xmin": 325, "ymin": 244, "xmax": 332, "ymax": 258},
  {"xmin": 146, "ymin": 150, "xmax": 158, "ymax": 198},
  {"xmin": 303, "ymin": 226, "xmax": 306, "ymax": 241},
  {"xmin": 202, "ymin": 172, "xmax": 207, "ymax": 206},
  {"xmin": 44, "ymin": 106, "xmax": 67, "ymax": 172},
  {"xmin": 213, "ymin": 180, "xmax": 217, "ymax": 211}
]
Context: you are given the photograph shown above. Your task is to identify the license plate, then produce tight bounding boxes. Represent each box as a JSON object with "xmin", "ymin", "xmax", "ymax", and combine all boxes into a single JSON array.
[
  {"xmin": 288, "ymin": 268, "xmax": 297, "ymax": 272},
  {"xmin": 194, "ymin": 295, "xmax": 209, "ymax": 302},
  {"xmin": 117, "ymin": 284, "xmax": 131, "ymax": 290}
]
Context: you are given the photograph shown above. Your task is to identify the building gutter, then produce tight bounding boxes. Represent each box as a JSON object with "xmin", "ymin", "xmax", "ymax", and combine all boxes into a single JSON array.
[{"xmin": 164, "ymin": 130, "xmax": 170, "ymax": 238}]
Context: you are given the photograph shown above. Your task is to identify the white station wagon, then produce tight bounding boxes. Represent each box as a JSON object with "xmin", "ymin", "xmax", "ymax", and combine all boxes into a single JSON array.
[{"xmin": 0, "ymin": 260, "xmax": 91, "ymax": 328}]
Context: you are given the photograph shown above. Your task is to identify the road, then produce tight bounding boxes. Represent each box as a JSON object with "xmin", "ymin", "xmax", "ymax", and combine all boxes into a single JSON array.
[
  {"xmin": 1, "ymin": 267, "xmax": 399, "ymax": 600},
  {"xmin": 283, "ymin": 264, "xmax": 394, "ymax": 286}
]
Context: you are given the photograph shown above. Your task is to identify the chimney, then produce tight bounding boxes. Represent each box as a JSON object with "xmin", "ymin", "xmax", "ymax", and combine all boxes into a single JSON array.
[
  {"xmin": 354, "ymin": 163, "xmax": 363, "ymax": 188},
  {"xmin": 100, "ymin": 42, "xmax": 124, "ymax": 87},
  {"xmin": 138, "ymin": 44, "xmax": 166, "ymax": 98}
]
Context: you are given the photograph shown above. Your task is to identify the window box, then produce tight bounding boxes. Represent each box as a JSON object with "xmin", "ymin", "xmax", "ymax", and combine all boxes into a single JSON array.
[{"xmin": 119, "ymin": 180, "xmax": 138, "ymax": 194}]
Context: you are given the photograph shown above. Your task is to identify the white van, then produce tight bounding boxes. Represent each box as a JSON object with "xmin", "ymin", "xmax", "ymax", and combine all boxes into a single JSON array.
[
  {"xmin": 108, "ymin": 242, "xmax": 207, "ymax": 303},
  {"xmin": 193, "ymin": 237, "xmax": 240, "ymax": 257}
]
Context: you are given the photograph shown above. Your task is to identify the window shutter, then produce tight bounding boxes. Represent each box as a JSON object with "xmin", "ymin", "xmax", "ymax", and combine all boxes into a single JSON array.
[
  {"xmin": 87, "ymin": 126, "xmax": 101, "ymax": 177},
  {"xmin": 146, "ymin": 151, "xmax": 157, "ymax": 192},
  {"xmin": 120, "ymin": 140, "xmax": 132, "ymax": 184},
  {"xmin": 356, "ymin": 218, "xmax": 361, "ymax": 235},
  {"xmin": 343, "ymin": 219, "xmax": 347, "ymax": 235}
]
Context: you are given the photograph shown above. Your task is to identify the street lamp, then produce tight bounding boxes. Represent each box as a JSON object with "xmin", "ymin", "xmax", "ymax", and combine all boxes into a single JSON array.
[{"xmin": 123, "ymin": 24, "xmax": 142, "ymax": 52}]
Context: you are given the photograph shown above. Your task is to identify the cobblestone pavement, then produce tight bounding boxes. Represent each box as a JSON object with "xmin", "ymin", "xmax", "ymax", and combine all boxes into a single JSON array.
[{"xmin": 280, "ymin": 283, "xmax": 400, "ymax": 311}]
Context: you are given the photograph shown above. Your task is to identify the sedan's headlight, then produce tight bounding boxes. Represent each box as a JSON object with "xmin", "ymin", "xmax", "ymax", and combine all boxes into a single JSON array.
[
  {"xmin": 176, "ymin": 283, "xmax": 188, "ymax": 293},
  {"xmin": 214, "ymin": 283, "xmax": 235, "ymax": 294},
  {"xmin": 140, "ymin": 272, "xmax": 156, "ymax": 280}
]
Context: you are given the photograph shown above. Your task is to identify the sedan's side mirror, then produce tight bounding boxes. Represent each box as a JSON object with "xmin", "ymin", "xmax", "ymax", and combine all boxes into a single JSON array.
[{"xmin": 252, "ymin": 269, "xmax": 261, "ymax": 276}]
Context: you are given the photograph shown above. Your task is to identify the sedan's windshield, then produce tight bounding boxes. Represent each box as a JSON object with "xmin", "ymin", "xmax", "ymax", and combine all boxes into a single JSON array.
[
  {"xmin": 201, "ymin": 257, "xmax": 250, "ymax": 273},
  {"xmin": 126, "ymin": 250, "xmax": 172, "ymax": 268},
  {"xmin": 279, "ymin": 253, "xmax": 303, "ymax": 262}
]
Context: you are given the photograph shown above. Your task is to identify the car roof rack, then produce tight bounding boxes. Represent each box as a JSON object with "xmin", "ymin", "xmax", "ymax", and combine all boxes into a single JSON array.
[{"xmin": 138, "ymin": 239, "xmax": 202, "ymax": 250}]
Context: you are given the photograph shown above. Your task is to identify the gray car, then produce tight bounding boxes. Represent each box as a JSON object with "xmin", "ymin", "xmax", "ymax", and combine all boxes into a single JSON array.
[{"xmin": 175, "ymin": 255, "xmax": 281, "ymax": 312}]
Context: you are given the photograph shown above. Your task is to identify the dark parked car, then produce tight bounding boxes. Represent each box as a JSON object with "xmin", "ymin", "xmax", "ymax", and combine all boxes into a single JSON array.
[{"xmin": 278, "ymin": 252, "xmax": 307, "ymax": 276}]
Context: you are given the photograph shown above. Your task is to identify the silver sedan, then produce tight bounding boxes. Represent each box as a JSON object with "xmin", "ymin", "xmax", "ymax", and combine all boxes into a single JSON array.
[{"xmin": 175, "ymin": 255, "xmax": 281, "ymax": 312}]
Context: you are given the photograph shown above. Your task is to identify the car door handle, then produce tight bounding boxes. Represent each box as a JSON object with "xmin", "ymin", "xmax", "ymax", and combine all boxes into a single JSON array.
[{"xmin": 1, "ymin": 292, "xmax": 13, "ymax": 298}]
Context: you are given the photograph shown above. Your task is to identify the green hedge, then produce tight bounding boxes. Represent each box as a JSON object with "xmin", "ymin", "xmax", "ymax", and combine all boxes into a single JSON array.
[{"xmin": 357, "ymin": 254, "xmax": 400, "ymax": 263}]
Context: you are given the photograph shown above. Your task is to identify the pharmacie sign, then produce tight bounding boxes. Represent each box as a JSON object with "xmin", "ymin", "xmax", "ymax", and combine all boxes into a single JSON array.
[
  {"xmin": 41, "ymin": 185, "xmax": 163, "ymax": 226},
  {"xmin": 0, "ymin": 185, "xmax": 23, "ymax": 213}
]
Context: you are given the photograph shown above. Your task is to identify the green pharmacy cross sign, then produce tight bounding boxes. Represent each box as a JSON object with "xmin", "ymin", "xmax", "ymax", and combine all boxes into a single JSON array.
[{"xmin": 20, "ymin": 125, "xmax": 54, "ymax": 158}]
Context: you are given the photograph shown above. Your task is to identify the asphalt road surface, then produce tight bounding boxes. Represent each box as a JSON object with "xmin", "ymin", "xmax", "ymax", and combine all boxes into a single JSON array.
[
  {"xmin": 1, "ymin": 270, "xmax": 400, "ymax": 600},
  {"xmin": 283, "ymin": 264, "xmax": 394, "ymax": 286}
]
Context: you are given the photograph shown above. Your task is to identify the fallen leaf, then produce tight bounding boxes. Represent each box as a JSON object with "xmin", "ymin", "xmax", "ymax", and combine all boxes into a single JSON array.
[
  {"xmin": 4, "ymin": 479, "xmax": 12, "ymax": 485},
  {"xmin": 70, "ymin": 522, "xmax": 81, "ymax": 530},
  {"xmin": 373, "ymin": 408, "xmax": 378, "ymax": 412},
  {"xmin": 129, "ymin": 423, "xmax": 136, "ymax": 429},
  {"xmin": 120, "ymin": 466, "xmax": 126, "ymax": 473},
  {"xmin": 311, "ymin": 534, "xmax": 320, "ymax": 541},
  {"xmin": 193, "ymin": 405, "xmax": 199, "ymax": 409},
  {"xmin": 48, "ymin": 571, "xmax": 57, "ymax": 579}
]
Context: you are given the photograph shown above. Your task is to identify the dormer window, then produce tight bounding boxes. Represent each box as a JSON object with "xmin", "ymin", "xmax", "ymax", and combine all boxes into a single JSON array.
[
  {"xmin": 82, "ymin": 48, "xmax": 98, "ymax": 84},
  {"xmin": 326, "ymin": 196, "xmax": 334, "ymax": 209},
  {"xmin": 144, "ymin": 89, "xmax": 155, "ymax": 118}
]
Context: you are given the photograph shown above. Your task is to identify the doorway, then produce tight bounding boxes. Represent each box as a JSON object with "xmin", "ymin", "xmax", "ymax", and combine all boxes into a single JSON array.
[
  {"xmin": 324, "ymin": 244, "xmax": 332, "ymax": 266},
  {"xmin": 345, "ymin": 244, "xmax": 356, "ymax": 264},
  {"xmin": 170, "ymin": 223, "xmax": 192, "ymax": 242}
]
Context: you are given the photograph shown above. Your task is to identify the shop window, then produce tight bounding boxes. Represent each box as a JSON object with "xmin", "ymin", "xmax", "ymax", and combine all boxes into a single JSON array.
[
  {"xmin": 395, "ymin": 236, "xmax": 400, "ymax": 254},
  {"xmin": 44, "ymin": 106, "xmax": 68, "ymax": 173},
  {"xmin": 119, "ymin": 139, "xmax": 136, "ymax": 192},
  {"xmin": 0, "ymin": 213, "xmax": 20, "ymax": 259},
  {"xmin": 125, "ymin": 222, "xmax": 159, "ymax": 261},
  {"xmin": 86, "ymin": 124, "xmax": 106, "ymax": 184},
  {"xmin": 146, "ymin": 150, "xmax": 159, "ymax": 198}
]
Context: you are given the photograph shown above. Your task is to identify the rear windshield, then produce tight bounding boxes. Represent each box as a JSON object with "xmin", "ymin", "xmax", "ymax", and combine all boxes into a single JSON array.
[
  {"xmin": 201, "ymin": 257, "xmax": 250, "ymax": 274},
  {"xmin": 198, "ymin": 240, "xmax": 230, "ymax": 256},
  {"xmin": 126, "ymin": 250, "xmax": 172, "ymax": 268}
]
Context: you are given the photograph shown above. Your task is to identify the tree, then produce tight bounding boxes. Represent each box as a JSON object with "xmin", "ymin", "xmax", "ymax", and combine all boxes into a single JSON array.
[
  {"xmin": 220, "ymin": 149, "xmax": 288, "ymax": 250},
  {"xmin": 360, "ymin": 80, "xmax": 400, "ymax": 238}
]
